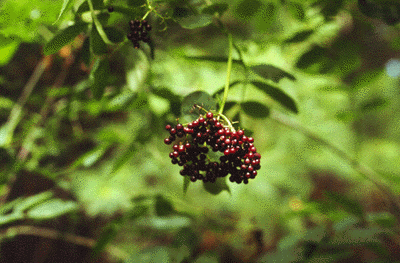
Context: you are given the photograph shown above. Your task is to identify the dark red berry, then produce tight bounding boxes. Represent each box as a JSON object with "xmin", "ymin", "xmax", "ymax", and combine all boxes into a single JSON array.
[
  {"xmin": 170, "ymin": 128, "xmax": 176, "ymax": 135},
  {"xmin": 141, "ymin": 20, "xmax": 148, "ymax": 26},
  {"xmin": 206, "ymin": 112, "xmax": 213, "ymax": 119},
  {"xmin": 164, "ymin": 138, "xmax": 172, "ymax": 145},
  {"xmin": 165, "ymin": 124, "xmax": 172, "ymax": 131},
  {"xmin": 176, "ymin": 124, "xmax": 183, "ymax": 130},
  {"xmin": 107, "ymin": 6, "xmax": 114, "ymax": 12},
  {"xmin": 248, "ymin": 137, "xmax": 254, "ymax": 143},
  {"xmin": 145, "ymin": 24, "xmax": 152, "ymax": 31}
]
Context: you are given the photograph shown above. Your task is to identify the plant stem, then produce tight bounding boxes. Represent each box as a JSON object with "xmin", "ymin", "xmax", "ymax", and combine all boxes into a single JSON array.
[
  {"xmin": 218, "ymin": 33, "xmax": 233, "ymax": 116},
  {"xmin": 87, "ymin": 0, "xmax": 113, "ymax": 45}
]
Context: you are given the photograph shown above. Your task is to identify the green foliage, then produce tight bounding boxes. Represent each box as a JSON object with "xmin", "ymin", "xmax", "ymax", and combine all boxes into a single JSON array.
[
  {"xmin": 1, "ymin": 0, "xmax": 400, "ymax": 262},
  {"xmin": 44, "ymin": 24, "xmax": 87, "ymax": 55}
]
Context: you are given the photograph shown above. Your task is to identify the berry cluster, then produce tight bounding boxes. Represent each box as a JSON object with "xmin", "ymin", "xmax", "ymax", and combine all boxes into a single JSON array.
[
  {"xmin": 127, "ymin": 19, "xmax": 152, "ymax": 49},
  {"xmin": 164, "ymin": 112, "xmax": 261, "ymax": 184}
]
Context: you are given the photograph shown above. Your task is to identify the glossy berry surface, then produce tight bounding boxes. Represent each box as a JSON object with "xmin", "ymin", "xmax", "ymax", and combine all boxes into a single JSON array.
[
  {"xmin": 164, "ymin": 113, "xmax": 261, "ymax": 184},
  {"xmin": 127, "ymin": 19, "xmax": 152, "ymax": 49}
]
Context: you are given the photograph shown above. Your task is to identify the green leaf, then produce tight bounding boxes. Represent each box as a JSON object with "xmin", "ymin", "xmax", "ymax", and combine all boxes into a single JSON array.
[
  {"xmin": 202, "ymin": 3, "xmax": 229, "ymax": 15},
  {"xmin": 296, "ymin": 45, "xmax": 333, "ymax": 73},
  {"xmin": 0, "ymin": 39, "xmax": 19, "ymax": 66},
  {"xmin": 27, "ymin": 199, "xmax": 78, "ymax": 220},
  {"xmin": 251, "ymin": 65, "xmax": 296, "ymax": 83},
  {"xmin": 324, "ymin": 191, "xmax": 364, "ymax": 219},
  {"xmin": 111, "ymin": 141, "xmax": 136, "ymax": 174},
  {"xmin": 14, "ymin": 191, "xmax": 53, "ymax": 212},
  {"xmin": 241, "ymin": 101, "xmax": 270, "ymax": 119},
  {"xmin": 90, "ymin": 58, "xmax": 110, "ymax": 100},
  {"xmin": 44, "ymin": 24, "xmax": 87, "ymax": 55},
  {"xmin": 250, "ymin": 81, "xmax": 298, "ymax": 113},
  {"xmin": 235, "ymin": 0, "xmax": 263, "ymax": 20},
  {"xmin": 367, "ymin": 212, "xmax": 396, "ymax": 228},
  {"xmin": 183, "ymin": 176, "xmax": 190, "ymax": 195},
  {"xmin": 360, "ymin": 97, "xmax": 388, "ymax": 111},
  {"xmin": 75, "ymin": 144, "xmax": 108, "ymax": 167},
  {"xmin": 203, "ymin": 177, "xmax": 230, "ymax": 195},
  {"xmin": 288, "ymin": 2, "xmax": 305, "ymax": 21},
  {"xmin": 284, "ymin": 29, "xmax": 314, "ymax": 43},
  {"xmin": 103, "ymin": 27, "xmax": 125, "ymax": 43},
  {"xmin": 151, "ymin": 87, "xmax": 181, "ymax": 116},
  {"xmin": 176, "ymin": 13, "xmax": 213, "ymax": 29},
  {"xmin": 155, "ymin": 194, "xmax": 175, "ymax": 216},
  {"xmin": 90, "ymin": 25, "xmax": 108, "ymax": 55},
  {"xmin": 181, "ymin": 91, "xmax": 217, "ymax": 123},
  {"xmin": 136, "ymin": 216, "xmax": 191, "ymax": 230},
  {"xmin": 125, "ymin": 246, "xmax": 170, "ymax": 263},
  {"xmin": 212, "ymin": 81, "xmax": 242, "ymax": 97},
  {"xmin": 127, "ymin": 0, "xmax": 146, "ymax": 7},
  {"xmin": 91, "ymin": 222, "xmax": 120, "ymax": 260},
  {"xmin": 54, "ymin": 0, "xmax": 74, "ymax": 24},
  {"xmin": 185, "ymin": 55, "xmax": 243, "ymax": 65},
  {"xmin": 0, "ymin": 212, "xmax": 24, "ymax": 226},
  {"xmin": 0, "ymin": 198, "xmax": 22, "ymax": 215}
]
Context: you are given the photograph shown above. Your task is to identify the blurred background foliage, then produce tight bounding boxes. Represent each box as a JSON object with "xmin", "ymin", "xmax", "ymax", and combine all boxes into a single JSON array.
[{"xmin": 1, "ymin": 0, "xmax": 400, "ymax": 262}]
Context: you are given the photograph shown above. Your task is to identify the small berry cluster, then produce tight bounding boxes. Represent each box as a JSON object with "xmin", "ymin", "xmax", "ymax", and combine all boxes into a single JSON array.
[
  {"xmin": 164, "ymin": 112, "xmax": 261, "ymax": 184},
  {"xmin": 127, "ymin": 19, "xmax": 152, "ymax": 49}
]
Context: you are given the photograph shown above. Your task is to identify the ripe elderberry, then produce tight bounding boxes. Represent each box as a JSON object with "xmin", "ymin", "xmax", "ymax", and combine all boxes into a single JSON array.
[
  {"xmin": 164, "ymin": 112, "xmax": 261, "ymax": 184},
  {"xmin": 127, "ymin": 19, "xmax": 152, "ymax": 49}
]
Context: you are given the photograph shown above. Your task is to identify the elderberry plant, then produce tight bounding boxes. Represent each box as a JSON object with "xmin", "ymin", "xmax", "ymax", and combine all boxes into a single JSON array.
[{"xmin": 164, "ymin": 110, "xmax": 261, "ymax": 184}]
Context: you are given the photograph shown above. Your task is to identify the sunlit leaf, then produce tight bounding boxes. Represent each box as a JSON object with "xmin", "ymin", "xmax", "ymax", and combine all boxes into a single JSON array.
[
  {"xmin": 44, "ymin": 24, "xmax": 86, "ymax": 55},
  {"xmin": 136, "ymin": 216, "xmax": 191, "ymax": 230},
  {"xmin": 14, "ymin": 191, "xmax": 53, "ymax": 212},
  {"xmin": 241, "ymin": 101, "xmax": 270, "ymax": 118},
  {"xmin": 54, "ymin": 0, "xmax": 74, "ymax": 24},
  {"xmin": 284, "ymin": 30, "xmax": 314, "ymax": 43},
  {"xmin": 251, "ymin": 64, "xmax": 296, "ymax": 82},
  {"xmin": 0, "ymin": 213, "xmax": 24, "ymax": 226},
  {"xmin": 126, "ymin": 246, "xmax": 170, "ymax": 263},
  {"xmin": 27, "ymin": 199, "xmax": 78, "ymax": 220},
  {"xmin": 250, "ymin": 81, "xmax": 298, "ymax": 113}
]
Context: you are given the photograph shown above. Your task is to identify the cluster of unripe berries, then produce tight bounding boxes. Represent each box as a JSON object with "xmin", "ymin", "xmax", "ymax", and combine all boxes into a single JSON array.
[
  {"xmin": 127, "ymin": 19, "xmax": 152, "ymax": 49},
  {"xmin": 164, "ymin": 112, "xmax": 261, "ymax": 184}
]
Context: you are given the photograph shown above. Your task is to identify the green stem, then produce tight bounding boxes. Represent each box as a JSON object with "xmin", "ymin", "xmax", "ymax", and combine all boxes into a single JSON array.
[
  {"xmin": 87, "ymin": 0, "xmax": 113, "ymax": 45},
  {"xmin": 218, "ymin": 33, "xmax": 233, "ymax": 116}
]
